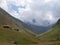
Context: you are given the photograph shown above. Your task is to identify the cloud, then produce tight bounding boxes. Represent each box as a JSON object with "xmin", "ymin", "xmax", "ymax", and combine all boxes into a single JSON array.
[
  {"xmin": 0, "ymin": 0, "xmax": 8, "ymax": 11},
  {"xmin": 0, "ymin": 0, "xmax": 60, "ymax": 26}
]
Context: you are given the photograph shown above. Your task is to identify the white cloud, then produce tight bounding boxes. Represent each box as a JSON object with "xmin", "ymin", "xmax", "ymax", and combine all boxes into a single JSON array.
[
  {"xmin": 0, "ymin": 0, "xmax": 60, "ymax": 26},
  {"xmin": 7, "ymin": 0, "xmax": 24, "ymax": 6},
  {"xmin": 10, "ymin": 10, "xmax": 20, "ymax": 18},
  {"xmin": 0, "ymin": 0, "xmax": 8, "ymax": 11},
  {"xmin": 45, "ymin": 0, "xmax": 51, "ymax": 3}
]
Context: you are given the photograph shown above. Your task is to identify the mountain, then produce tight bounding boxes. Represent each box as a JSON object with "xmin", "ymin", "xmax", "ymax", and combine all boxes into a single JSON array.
[
  {"xmin": 37, "ymin": 19, "xmax": 60, "ymax": 42},
  {"xmin": 1, "ymin": 7, "xmax": 60, "ymax": 45},
  {"xmin": 56, "ymin": 19, "xmax": 60, "ymax": 25},
  {"xmin": 0, "ymin": 7, "xmax": 37, "ymax": 45},
  {"xmin": 23, "ymin": 22, "xmax": 52, "ymax": 34},
  {"xmin": 28, "ymin": 19, "xmax": 60, "ymax": 45}
]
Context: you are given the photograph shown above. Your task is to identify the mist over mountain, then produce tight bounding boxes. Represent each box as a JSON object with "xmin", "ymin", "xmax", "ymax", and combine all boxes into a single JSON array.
[
  {"xmin": 37, "ymin": 19, "xmax": 60, "ymax": 42},
  {"xmin": 0, "ymin": 5, "xmax": 60, "ymax": 45},
  {"xmin": 23, "ymin": 21, "xmax": 54, "ymax": 34},
  {"xmin": 0, "ymin": 7, "xmax": 54, "ymax": 34},
  {"xmin": 0, "ymin": 0, "xmax": 60, "ymax": 27}
]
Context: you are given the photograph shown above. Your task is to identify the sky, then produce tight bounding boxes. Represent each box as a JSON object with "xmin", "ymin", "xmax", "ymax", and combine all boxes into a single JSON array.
[{"xmin": 0, "ymin": 0, "xmax": 60, "ymax": 26}]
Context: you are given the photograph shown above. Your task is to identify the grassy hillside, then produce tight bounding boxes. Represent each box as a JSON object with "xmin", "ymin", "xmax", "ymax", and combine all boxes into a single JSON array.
[
  {"xmin": 0, "ymin": 8, "xmax": 37, "ymax": 45},
  {"xmin": 29, "ymin": 19, "xmax": 60, "ymax": 45},
  {"xmin": 37, "ymin": 19, "xmax": 60, "ymax": 42},
  {"xmin": 1, "ymin": 7, "xmax": 60, "ymax": 45}
]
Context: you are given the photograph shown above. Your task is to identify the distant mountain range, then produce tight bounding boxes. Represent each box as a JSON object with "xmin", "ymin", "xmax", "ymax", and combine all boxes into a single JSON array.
[{"xmin": 23, "ymin": 22, "xmax": 53, "ymax": 34}]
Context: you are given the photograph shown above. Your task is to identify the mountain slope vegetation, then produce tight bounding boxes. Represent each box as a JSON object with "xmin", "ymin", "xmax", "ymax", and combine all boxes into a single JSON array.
[
  {"xmin": 31, "ymin": 19, "xmax": 60, "ymax": 45},
  {"xmin": 0, "ymin": 7, "xmax": 60, "ymax": 45},
  {"xmin": 0, "ymin": 8, "xmax": 37, "ymax": 45},
  {"xmin": 37, "ymin": 19, "xmax": 60, "ymax": 41}
]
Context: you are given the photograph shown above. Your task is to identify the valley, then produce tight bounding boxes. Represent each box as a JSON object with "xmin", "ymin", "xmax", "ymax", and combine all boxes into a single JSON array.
[{"xmin": 0, "ymin": 7, "xmax": 60, "ymax": 45}]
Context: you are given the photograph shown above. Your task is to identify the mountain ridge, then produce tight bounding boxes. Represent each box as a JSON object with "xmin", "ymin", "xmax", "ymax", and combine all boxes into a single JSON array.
[
  {"xmin": 0, "ymin": 7, "xmax": 37, "ymax": 45},
  {"xmin": 36, "ymin": 19, "xmax": 60, "ymax": 42}
]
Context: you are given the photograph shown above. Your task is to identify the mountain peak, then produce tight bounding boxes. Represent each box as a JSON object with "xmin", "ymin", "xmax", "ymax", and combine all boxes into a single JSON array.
[{"xmin": 56, "ymin": 19, "xmax": 60, "ymax": 25}]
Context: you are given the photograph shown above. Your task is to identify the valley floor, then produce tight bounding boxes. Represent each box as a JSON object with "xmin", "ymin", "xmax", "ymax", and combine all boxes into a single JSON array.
[
  {"xmin": 31, "ymin": 41, "xmax": 60, "ymax": 45},
  {"xmin": 0, "ymin": 41, "xmax": 60, "ymax": 45}
]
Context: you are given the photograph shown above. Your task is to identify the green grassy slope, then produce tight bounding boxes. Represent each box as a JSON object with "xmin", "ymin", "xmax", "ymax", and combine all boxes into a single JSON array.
[
  {"xmin": 37, "ymin": 19, "xmax": 60, "ymax": 42},
  {"xmin": 0, "ymin": 8, "xmax": 37, "ymax": 45}
]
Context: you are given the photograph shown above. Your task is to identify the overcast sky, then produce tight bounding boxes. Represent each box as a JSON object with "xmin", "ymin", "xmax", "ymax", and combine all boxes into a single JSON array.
[{"xmin": 0, "ymin": 0, "xmax": 60, "ymax": 26}]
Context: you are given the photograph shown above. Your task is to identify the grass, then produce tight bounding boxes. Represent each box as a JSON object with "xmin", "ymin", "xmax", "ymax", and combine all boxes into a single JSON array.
[
  {"xmin": 36, "ymin": 23, "xmax": 60, "ymax": 42},
  {"xmin": 0, "ymin": 24, "xmax": 37, "ymax": 45},
  {"xmin": 47, "ymin": 42, "xmax": 60, "ymax": 45},
  {"xmin": 0, "ymin": 8, "xmax": 60, "ymax": 45},
  {"xmin": 0, "ymin": 8, "xmax": 37, "ymax": 45}
]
